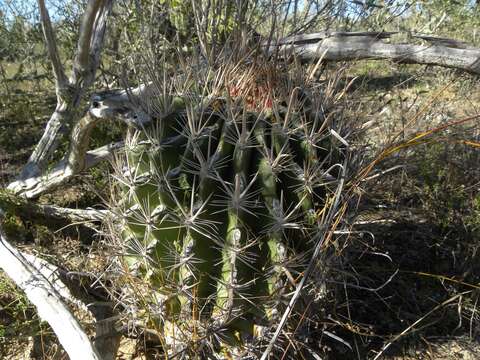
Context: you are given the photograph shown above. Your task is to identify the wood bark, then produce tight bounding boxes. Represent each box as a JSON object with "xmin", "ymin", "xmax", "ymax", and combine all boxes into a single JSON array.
[
  {"xmin": 272, "ymin": 31, "xmax": 480, "ymax": 74},
  {"xmin": 0, "ymin": 226, "xmax": 101, "ymax": 360},
  {"xmin": 12, "ymin": 0, "xmax": 113, "ymax": 188}
]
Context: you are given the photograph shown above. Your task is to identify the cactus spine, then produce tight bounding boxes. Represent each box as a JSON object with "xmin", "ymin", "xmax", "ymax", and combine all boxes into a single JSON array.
[{"xmin": 110, "ymin": 64, "xmax": 345, "ymax": 357}]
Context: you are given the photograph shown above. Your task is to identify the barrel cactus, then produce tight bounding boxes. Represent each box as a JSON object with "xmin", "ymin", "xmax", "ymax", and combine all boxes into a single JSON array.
[{"xmin": 108, "ymin": 61, "xmax": 350, "ymax": 358}]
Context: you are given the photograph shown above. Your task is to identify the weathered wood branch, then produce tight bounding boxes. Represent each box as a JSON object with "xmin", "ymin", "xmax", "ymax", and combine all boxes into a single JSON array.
[
  {"xmin": 18, "ymin": 0, "xmax": 113, "ymax": 181},
  {"xmin": 75, "ymin": 0, "xmax": 105, "ymax": 72},
  {"xmin": 89, "ymin": 84, "xmax": 152, "ymax": 125},
  {"xmin": 273, "ymin": 31, "xmax": 480, "ymax": 75},
  {"xmin": 0, "ymin": 221, "xmax": 120, "ymax": 358},
  {"xmin": 21, "ymin": 252, "xmax": 120, "ymax": 359},
  {"xmin": 0, "ymin": 189, "xmax": 109, "ymax": 225},
  {"xmin": 412, "ymin": 34, "xmax": 474, "ymax": 49},
  {"xmin": 27, "ymin": 255, "xmax": 120, "ymax": 360},
  {"xmin": 8, "ymin": 141, "xmax": 123, "ymax": 198},
  {"xmin": 276, "ymin": 31, "xmax": 397, "ymax": 45},
  {"xmin": 0, "ymin": 224, "xmax": 101, "ymax": 360},
  {"xmin": 37, "ymin": 0, "xmax": 67, "ymax": 87}
]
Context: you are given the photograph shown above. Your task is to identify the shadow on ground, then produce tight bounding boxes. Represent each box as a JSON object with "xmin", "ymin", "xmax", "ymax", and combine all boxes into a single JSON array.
[
  {"xmin": 343, "ymin": 72, "xmax": 420, "ymax": 92},
  {"xmin": 324, "ymin": 212, "xmax": 480, "ymax": 359}
]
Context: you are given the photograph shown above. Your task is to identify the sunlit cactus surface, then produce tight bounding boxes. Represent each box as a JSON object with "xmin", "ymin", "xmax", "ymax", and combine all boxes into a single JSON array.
[{"xmin": 110, "ymin": 63, "xmax": 348, "ymax": 357}]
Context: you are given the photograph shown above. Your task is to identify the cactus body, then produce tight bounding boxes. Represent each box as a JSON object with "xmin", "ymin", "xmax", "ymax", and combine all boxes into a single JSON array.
[{"xmin": 111, "ymin": 77, "xmax": 344, "ymax": 357}]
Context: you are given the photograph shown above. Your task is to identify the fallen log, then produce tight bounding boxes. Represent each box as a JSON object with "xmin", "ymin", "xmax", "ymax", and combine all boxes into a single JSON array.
[{"xmin": 274, "ymin": 31, "xmax": 480, "ymax": 74}]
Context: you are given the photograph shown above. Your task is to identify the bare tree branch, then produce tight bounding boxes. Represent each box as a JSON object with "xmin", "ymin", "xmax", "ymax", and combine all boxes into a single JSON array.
[
  {"xmin": 67, "ymin": 113, "xmax": 104, "ymax": 174},
  {"xmin": 75, "ymin": 0, "xmax": 105, "ymax": 72},
  {"xmin": 274, "ymin": 32, "xmax": 480, "ymax": 74},
  {"xmin": 8, "ymin": 141, "xmax": 123, "ymax": 198},
  {"xmin": 17, "ymin": 0, "xmax": 113, "ymax": 181},
  {"xmin": 89, "ymin": 84, "xmax": 153, "ymax": 124},
  {"xmin": 73, "ymin": 0, "xmax": 111, "ymax": 85},
  {"xmin": 23, "ymin": 255, "xmax": 120, "ymax": 360},
  {"xmin": 37, "ymin": 0, "xmax": 67, "ymax": 87},
  {"xmin": 0, "ymin": 225, "xmax": 101, "ymax": 360},
  {"xmin": 0, "ymin": 188, "xmax": 109, "ymax": 224}
]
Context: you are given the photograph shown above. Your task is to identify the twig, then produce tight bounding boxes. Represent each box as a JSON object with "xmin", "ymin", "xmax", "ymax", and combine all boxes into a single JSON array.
[
  {"xmin": 361, "ymin": 165, "xmax": 405, "ymax": 182},
  {"xmin": 0, "ymin": 188, "xmax": 110, "ymax": 227}
]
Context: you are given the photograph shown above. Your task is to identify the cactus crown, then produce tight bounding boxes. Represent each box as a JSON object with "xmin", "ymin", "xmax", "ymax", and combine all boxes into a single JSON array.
[{"xmin": 108, "ymin": 58, "xmax": 352, "ymax": 358}]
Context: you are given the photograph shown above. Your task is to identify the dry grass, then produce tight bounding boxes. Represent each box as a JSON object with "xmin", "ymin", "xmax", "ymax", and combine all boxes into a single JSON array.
[{"xmin": 320, "ymin": 64, "xmax": 480, "ymax": 359}]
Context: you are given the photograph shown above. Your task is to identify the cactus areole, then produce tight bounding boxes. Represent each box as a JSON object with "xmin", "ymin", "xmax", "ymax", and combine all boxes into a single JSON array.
[{"xmin": 111, "ymin": 68, "xmax": 346, "ymax": 356}]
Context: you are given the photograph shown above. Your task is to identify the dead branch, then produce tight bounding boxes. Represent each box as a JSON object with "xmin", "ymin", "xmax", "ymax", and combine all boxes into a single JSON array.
[
  {"xmin": 89, "ymin": 84, "xmax": 152, "ymax": 125},
  {"xmin": 21, "ymin": 253, "xmax": 120, "ymax": 360},
  {"xmin": 8, "ymin": 141, "xmax": 123, "ymax": 198},
  {"xmin": 0, "ymin": 225, "xmax": 101, "ymax": 360},
  {"xmin": 18, "ymin": 0, "xmax": 113, "ymax": 181},
  {"xmin": 27, "ymin": 255, "xmax": 120, "ymax": 360},
  {"xmin": 74, "ymin": 0, "xmax": 106, "ymax": 74},
  {"xmin": 274, "ymin": 32, "xmax": 480, "ymax": 74},
  {"xmin": 0, "ymin": 188, "xmax": 109, "ymax": 225}
]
